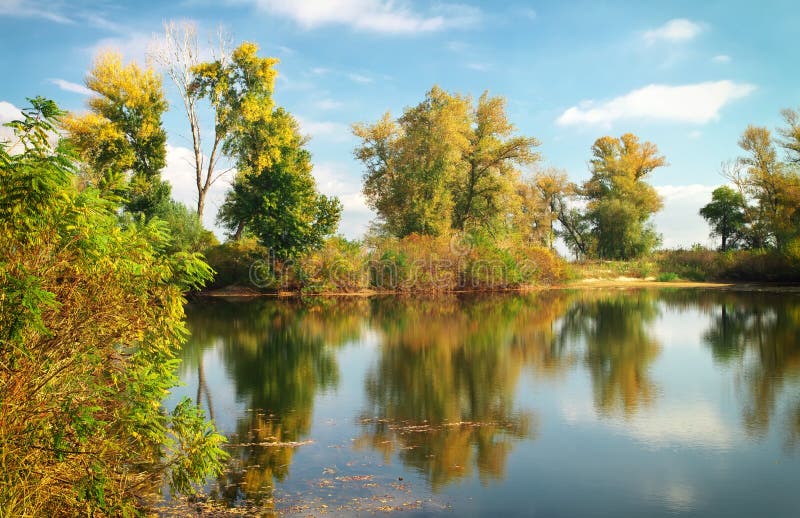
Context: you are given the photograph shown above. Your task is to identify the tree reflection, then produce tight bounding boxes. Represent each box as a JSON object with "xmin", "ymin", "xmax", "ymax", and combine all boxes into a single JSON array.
[
  {"xmin": 182, "ymin": 298, "xmax": 366, "ymax": 505},
  {"xmin": 557, "ymin": 291, "xmax": 662, "ymax": 416},
  {"xmin": 698, "ymin": 292, "xmax": 800, "ymax": 442},
  {"xmin": 357, "ymin": 293, "xmax": 576, "ymax": 489}
]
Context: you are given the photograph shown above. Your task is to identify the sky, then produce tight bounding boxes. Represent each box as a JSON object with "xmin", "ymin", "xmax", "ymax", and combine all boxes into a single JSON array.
[{"xmin": 2, "ymin": 0, "xmax": 799, "ymax": 248}]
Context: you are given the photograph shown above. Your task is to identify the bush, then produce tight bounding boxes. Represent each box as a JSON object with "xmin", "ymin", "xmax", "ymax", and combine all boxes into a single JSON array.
[
  {"xmin": 656, "ymin": 272, "xmax": 679, "ymax": 282},
  {"xmin": 299, "ymin": 236, "xmax": 369, "ymax": 292},
  {"xmin": 0, "ymin": 100, "xmax": 226, "ymax": 515}
]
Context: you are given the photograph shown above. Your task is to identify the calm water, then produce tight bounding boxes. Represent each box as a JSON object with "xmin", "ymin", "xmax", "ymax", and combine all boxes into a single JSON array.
[{"xmin": 169, "ymin": 289, "xmax": 800, "ymax": 517}]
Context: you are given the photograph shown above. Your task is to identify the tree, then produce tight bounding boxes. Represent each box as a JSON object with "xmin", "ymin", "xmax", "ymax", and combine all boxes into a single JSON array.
[
  {"xmin": 582, "ymin": 133, "xmax": 666, "ymax": 259},
  {"xmin": 516, "ymin": 167, "xmax": 571, "ymax": 248},
  {"xmin": 199, "ymin": 42, "xmax": 341, "ymax": 258},
  {"xmin": 727, "ymin": 123, "xmax": 800, "ymax": 250},
  {"xmin": 452, "ymin": 92, "xmax": 540, "ymax": 231},
  {"xmin": 64, "ymin": 51, "xmax": 171, "ymax": 218},
  {"xmin": 699, "ymin": 186, "xmax": 746, "ymax": 251},
  {"xmin": 218, "ymin": 108, "xmax": 342, "ymax": 258},
  {"xmin": 354, "ymin": 86, "xmax": 539, "ymax": 238},
  {"xmin": 151, "ymin": 21, "xmax": 233, "ymax": 219},
  {"xmin": 0, "ymin": 98, "xmax": 226, "ymax": 515}
]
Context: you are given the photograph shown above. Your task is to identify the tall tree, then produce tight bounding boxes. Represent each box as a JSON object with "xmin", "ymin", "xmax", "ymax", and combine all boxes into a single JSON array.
[
  {"xmin": 728, "ymin": 124, "xmax": 800, "ymax": 249},
  {"xmin": 699, "ymin": 186, "xmax": 746, "ymax": 251},
  {"xmin": 582, "ymin": 133, "xmax": 666, "ymax": 259},
  {"xmin": 452, "ymin": 92, "xmax": 540, "ymax": 231},
  {"xmin": 202, "ymin": 42, "xmax": 341, "ymax": 257},
  {"xmin": 218, "ymin": 108, "xmax": 342, "ymax": 258},
  {"xmin": 64, "ymin": 51, "xmax": 170, "ymax": 218},
  {"xmin": 354, "ymin": 86, "xmax": 539, "ymax": 238},
  {"xmin": 151, "ymin": 21, "xmax": 232, "ymax": 219}
]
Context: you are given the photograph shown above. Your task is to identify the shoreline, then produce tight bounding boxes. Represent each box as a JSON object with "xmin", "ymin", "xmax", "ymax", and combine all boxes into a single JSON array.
[{"xmin": 195, "ymin": 279, "xmax": 800, "ymax": 298}]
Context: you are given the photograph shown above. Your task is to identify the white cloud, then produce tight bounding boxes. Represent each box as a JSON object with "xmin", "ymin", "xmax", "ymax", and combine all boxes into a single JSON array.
[
  {"xmin": 556, "ymin": 81, "xmax": 755, "ymax": 127},
  {"xmin": 712, "ymin": 54, "xmax": 731, "ymax": 64},
  {"xmin": 296, "ymin": 116, "xmax": 352, "ymax": 142},
  {"xmin": 49, "ymin": 78, "xmax": 92, "ymax": 96},
  {"xmin": 0, "ymin": 100, "xmax": 22, "ymax": 147},
  {"xmin": 654, "ymin": 184, "xmax": 717, "ymax": 249},
  {"xmin": 162, "ymin": 144, "xmax": 234, "ymax": 235},
  {"xmin": 643, "ymin": 18, "xmax": 704, "ymax": 44},
  {"xmin": 0, "ymin": 0, "xmax": 72, "ymax": 23},
  {"xmin": 248, "ymin": 0, "xmax": 479, "ymax": 34},
  {"xmin": 313, "ymin": 162, "xmax": 373, "ymax": 238},
  {"xmin": 688, "ymin": 130, "xmax": 702, "ymax": 139},
  {"xmin": 347, "ymin": 72, "xmax": 373, "ymax": 84},
  {"xmin": 88, "ymin": 32, "xmax": 156, "ymax": 64}
]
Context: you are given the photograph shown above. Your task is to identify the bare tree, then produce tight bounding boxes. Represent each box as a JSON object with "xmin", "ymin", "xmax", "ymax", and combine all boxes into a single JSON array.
[{"xmin": 151, "ymin": 20, "xmax": 232, "ymax": 219}]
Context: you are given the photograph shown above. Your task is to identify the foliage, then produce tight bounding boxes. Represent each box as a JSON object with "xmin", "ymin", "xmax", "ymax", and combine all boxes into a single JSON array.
[
  {"xmin": 354, "ymin": 86, "xmax": 539, "ymax": 238},
  {"xmin": 203, "ymin": 237, "xmax": 271, "ymax": 290},
  {"xmin": 725, "ymin": 113, "xmax": 800, "ymax": 251},
  {"xmin": 0, "ymin": 99, "xmax": 226, "ymax": 516},
  {"xmin": 64, "ymin": 51, "xmax": 171, "ymax": 218},
  {"xmin": 699, "ymin": 186, "xmax": 746, "ymax": 251},
  {"xmin": 299, "ymin": 237, "xmax": 369, "ymax": 292},
  {"xmin": 153, "ymin": 200, "xmax": 219, "ymax": 254},
  {"xmin": 199, "ymin": 43, "xmax": 342, "ymax": 257},
  {"xmin": 581, "ymin": 133, "xmax": 666, "ymax": 259}
]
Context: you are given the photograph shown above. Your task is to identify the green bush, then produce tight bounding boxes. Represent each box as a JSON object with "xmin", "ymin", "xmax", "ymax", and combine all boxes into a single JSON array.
[
  {"xmin": 656, "ymin": 272, "xmax": 679, "ymax": 282},
  {"xmin": 0, "ymin": 99, "xmax": 226, "ymax": 516}
]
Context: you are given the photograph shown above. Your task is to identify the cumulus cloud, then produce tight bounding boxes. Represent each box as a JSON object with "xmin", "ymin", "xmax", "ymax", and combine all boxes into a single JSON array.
[
  {"xmin": 643, "ymin": 18, "xmax": 704, "ymax": 44},
  {"xmin": 556, "ymin": 81, "xmax": 755, "ymax": 127},
  {"xmin": 0, "ymin": 100, "xmax": 22, "ymax": 147},
  {"xmin": 88, "ymin": 32, "xmax": 156, "ymax": 64},
  {"xmin": 313, "ymin": 161, "xmax": 373, "ymax": 238},
  {"xmin": 49, "ymin": 78, "xmax": 92, "ymax": 96},
  {"xmin": 248, "ymin": 0, "xmax": 480, "ymax": 34}
]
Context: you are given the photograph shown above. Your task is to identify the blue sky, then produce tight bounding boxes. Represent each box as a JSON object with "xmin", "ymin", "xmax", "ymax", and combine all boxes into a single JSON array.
[{"xmin": 2, "ymin": 0, "xmax": 799, "ymax": 247}]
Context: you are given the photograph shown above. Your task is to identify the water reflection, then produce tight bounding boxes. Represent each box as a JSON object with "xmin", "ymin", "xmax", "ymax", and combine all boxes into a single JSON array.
[
  {"xmin": 180, "ymin": 299, "xmax": 366, "ymax": 505},
  {"xmin": 357, "ymin": 295, "xmax": 547, "ymax": 489},
  {"xmin": 175, "ymin": 289, "xmax": 800, "ymax": 513},
  {"xmin": 558, "ymin": 291, "xmax": 662, "ymax": 416}
]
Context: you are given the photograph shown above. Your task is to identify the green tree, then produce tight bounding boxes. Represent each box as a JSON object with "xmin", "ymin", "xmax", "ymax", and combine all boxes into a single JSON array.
[
  {"xmin": 354, "ymin": 86, "xmax": 539, "ymax": 237},
  {"xmin": 193, "ymin": 42, "xmax": 341, "ymax": 258},
  {"xmin": 217, "ymin": 108, "xmax": 342, "ymax": 258},
  {"xmin": 582, "ymin": 133, "xmax": 666, "ymax": 259},
  {"xmin": 0, "ymin": 98, "xmax": 226, "ymax": 515},
  {"xmin": 64, "ymin": 51, "xmax": 171, "ymax": 218},
  {"xmin": 699, "ymin": 185, "xmax": 746, "ymax": 251}
]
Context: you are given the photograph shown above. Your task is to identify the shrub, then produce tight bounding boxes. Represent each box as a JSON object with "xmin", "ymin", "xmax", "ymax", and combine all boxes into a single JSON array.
[
  {"xmin": 0, "ymin": 99, "xmax": 226, "ymax": 515},
  {"xmin": 657, "ymin": 272, "xmax": 679, "ymax": 282},
  {"xmin": 299, "ymin": 236, "xmax": 369, "ymax": 292}
]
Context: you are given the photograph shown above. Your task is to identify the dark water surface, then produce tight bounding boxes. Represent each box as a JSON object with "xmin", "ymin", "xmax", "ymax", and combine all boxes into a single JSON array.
[{"xmin": 169, "ymin": 289, "xmax": 800, "ymax": 517}]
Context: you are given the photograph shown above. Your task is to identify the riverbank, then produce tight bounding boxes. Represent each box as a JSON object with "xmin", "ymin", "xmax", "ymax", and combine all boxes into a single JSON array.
[{"xmin": 197, "ymin": 278, "xmax": 800, "ymax": 298}]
